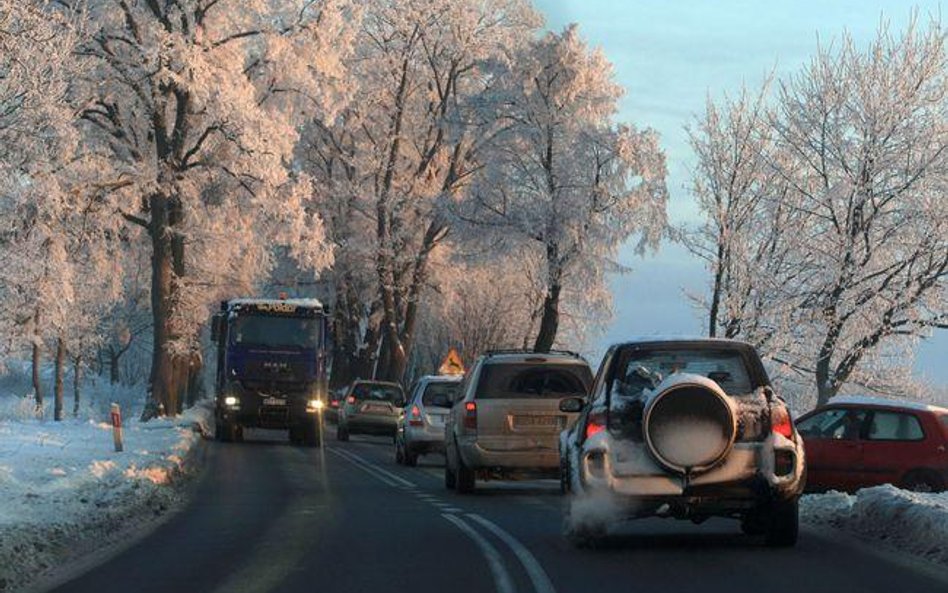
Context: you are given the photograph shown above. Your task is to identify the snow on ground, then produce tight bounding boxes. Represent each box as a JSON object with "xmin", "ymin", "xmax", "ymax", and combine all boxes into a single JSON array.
[
  {"xmin": 0, "ymin": 401, "xmax": 211, "ymax": 592},
  {"xmin": 802, "ymin": 486, "xmax": 948, "ymax": 566}
]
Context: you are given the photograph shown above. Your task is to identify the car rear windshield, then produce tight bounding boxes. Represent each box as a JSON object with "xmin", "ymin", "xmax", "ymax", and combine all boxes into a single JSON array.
[
  {"xmin": 613, "ymin": 348, "xmax": 754, "ymax": 396},
  {"xmin": 422, "ymin": 382, "xmax": 460, "ymax": 407},
  {"xmin": 352, "ymin": 383, "xmax": 402, "ymax": 401},
  {"xmin": 475, "ymin": 363, "xmax": 592, "ymax": 399}
]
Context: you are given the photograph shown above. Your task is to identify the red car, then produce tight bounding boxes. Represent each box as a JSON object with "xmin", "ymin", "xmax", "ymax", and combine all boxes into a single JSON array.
[{"xmin": 796, "ymin": 396, "xmax": 948, "ymax": 493}]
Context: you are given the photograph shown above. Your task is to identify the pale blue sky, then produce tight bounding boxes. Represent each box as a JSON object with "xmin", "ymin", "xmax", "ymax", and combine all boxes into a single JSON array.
[{"xmin": 532, "ymin": 1, "xmax": 948, "ymax": 384}]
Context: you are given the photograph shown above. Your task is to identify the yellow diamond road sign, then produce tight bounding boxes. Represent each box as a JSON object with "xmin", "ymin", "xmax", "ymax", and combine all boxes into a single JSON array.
[{"xmin": 438, "ymin": 348, "xmax": 465, "ymax": 376}]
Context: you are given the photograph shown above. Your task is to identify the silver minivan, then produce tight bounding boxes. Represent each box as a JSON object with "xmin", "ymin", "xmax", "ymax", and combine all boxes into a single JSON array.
[{"xmin": 444, "ymin": 351, "xmax": 593, "ymax": 493}]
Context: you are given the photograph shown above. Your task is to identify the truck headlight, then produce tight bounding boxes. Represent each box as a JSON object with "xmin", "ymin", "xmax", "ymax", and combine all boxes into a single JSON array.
[
  {"xmin": 224, "ymin": 396, "xmax": 239, "ymax": 407},
  {"xmin": 307, "ymin": 399, "xmax": 324, "ymax": 411}
]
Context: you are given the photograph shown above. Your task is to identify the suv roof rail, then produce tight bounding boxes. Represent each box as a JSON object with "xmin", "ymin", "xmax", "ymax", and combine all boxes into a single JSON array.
[{"xmin": 483, "ymin": 348, "xmax": 583, "ymax": 358}]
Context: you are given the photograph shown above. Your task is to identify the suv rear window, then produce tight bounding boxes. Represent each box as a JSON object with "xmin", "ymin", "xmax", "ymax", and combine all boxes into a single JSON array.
[
  {"xmin": 422, "ymin": 382, "xmax": 459, "ymax": 407},
  {"xmin": 613, "ymin": 348, "xmax": 754, "ymax": 396},
  {"xmin": 476, "ymin": 363, "xmax": 592, "ymax": 399}
]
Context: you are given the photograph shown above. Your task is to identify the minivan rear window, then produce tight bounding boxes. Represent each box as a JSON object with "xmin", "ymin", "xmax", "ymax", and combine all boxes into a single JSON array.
[
  {"xmin": 422, "ymin": 382, "xmax": 460, "ymax": 407},
  {"xmin": 475, "ymin": 363, "xmax": 592, "ymax": 399}
]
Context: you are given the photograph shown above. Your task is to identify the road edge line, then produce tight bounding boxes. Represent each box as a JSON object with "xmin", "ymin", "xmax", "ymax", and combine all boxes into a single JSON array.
[
  {"xmin": 442, "ymin": 513, "xmax": 517, "ymax": 593},
  {"xmin": 467, "ymin": 513, "xmax": 557, "ymax": 593}
]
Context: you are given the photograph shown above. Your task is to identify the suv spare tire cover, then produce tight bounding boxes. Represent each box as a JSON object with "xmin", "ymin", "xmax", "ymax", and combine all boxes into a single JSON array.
[{"xmin": 642, "ymin": 373, "xmax": 737, "ymax": 475}]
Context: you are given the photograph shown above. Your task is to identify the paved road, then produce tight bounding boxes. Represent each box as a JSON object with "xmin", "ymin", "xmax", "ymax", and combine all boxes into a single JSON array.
[{"xmin": 48, "ymin": 428, "xmax": 948, "ymax": 593}]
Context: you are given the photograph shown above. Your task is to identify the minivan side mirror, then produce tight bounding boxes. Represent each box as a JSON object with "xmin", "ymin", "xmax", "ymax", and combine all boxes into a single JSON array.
[{"xmin": 559, "ymin": 397, "xmax": 585, "ymax": 413}]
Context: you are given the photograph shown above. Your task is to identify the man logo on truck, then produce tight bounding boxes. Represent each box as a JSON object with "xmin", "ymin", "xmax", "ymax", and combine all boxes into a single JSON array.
[{"xmin": 211, "ymin": 298, "xmax": 331, "ymax": 447}]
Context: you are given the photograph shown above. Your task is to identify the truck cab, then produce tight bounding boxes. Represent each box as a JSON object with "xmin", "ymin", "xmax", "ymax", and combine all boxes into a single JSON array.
[{"xmin": 212, "ymin": 298, "xmax": 330, "ymax": 447}]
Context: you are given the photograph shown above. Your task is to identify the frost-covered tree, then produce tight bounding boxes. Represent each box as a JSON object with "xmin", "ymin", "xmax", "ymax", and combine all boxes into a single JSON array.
[
  {"xmin": 465, "ymin": 25, "xmax": 668, "ymax": 352},
  {"xmin": 0, "ymin": 1, "xmax": 86, "ymax": 416},
  {"xmin": 76, "ymin": 0, "xmax": 353, "ymax": 415},
  {"xmin": 302, "ymin": 0, "xmax": 540, "ymax": 384},
  {"xmin": 690, "ymin": 18, "xmax": 948, "ymax": 407}
]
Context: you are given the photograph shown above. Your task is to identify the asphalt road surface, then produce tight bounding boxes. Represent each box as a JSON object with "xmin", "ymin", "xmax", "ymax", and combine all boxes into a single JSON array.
[{"xmin": 47, "ymin": 428, "xmax": 948, "ymax": 593}]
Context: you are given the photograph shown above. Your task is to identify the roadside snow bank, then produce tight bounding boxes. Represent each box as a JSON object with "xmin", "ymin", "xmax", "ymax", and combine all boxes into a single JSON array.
[
  {"xmin": 802, "ymin": 485, "xmax": 948, "ymax": 565},
  {"xmin": 0, "ymin": 403, "xmax": 211, "ymax": 592}
]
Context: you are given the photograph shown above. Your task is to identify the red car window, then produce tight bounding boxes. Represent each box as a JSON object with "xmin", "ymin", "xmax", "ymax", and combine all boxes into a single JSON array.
[{"xmin": 866, "ymin": 411, "xmax": 925, "ymax": 441}]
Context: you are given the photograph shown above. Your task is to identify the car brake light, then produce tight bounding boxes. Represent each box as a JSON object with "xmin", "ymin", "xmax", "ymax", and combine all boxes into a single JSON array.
[
  {"xmin": 463, "ymin": 401, "xmax": 477, "ymax": 430},
  {"xmin": 409, "ymin": 404, "xmax": 423, "ymax": 426},
  {"xmin": 330, "ymin": 400, "xmax": 339, "ymax": 408},
  {"xmin": 771, "ymin": 404, "xmax": 793, "ymax": 438},
  {"xmin": 585, "ymin": 413, "xmax": 605, "ymax": 439},
  {"xmin": 346, "ymin": 395, "xmax": 356, "ymax": 405}
]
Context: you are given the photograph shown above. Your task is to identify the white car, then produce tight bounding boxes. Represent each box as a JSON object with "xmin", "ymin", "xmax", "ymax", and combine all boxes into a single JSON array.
[
  {"xmin": 559, "ymin": 339, "xmax": 806, "ymax": 547},
  {"xmin": 395, "ymin": 375, "xmax": 462, "ymax": 466}
]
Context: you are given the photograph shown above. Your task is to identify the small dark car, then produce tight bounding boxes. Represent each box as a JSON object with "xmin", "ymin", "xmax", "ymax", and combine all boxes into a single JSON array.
[
  {"xmin": 337, "ymin": 380, "xmax": 406, "ymax": 441},
  {"xmin": 797, "ymin": 396, "xmax": 948, "ymax": 493}
]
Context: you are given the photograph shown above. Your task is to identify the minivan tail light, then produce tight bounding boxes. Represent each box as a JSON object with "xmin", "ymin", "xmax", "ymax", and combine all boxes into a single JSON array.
[
  {"xmin": 771, "ymin": 404, "xmax": 793, "ymax": 438},
  {"xmin": 463, "ymin": 401, "xmax": 477, "ymax": 430},
  {"xmin": 409, "ymin": 404, "xmax": 423, "ymax": 426}
]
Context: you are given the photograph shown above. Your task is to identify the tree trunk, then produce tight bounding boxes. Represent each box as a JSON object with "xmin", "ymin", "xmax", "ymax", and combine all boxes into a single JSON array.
[
  {"xmin": 32, "ymin": 328, "xmax": 43, "ymax": 416},
  {"xmin": 109, "ymin": 346, "xmax": 121, "ymax": 384},
  {"xmin": 73, "ymin": 354, "xmax": 82, "ymax": 417},
  {"xmin": 533, "ymin": 282, "xmax": 562, "ymax": 353},
  {"xmin": 147, "ymin": 193, "xmax": 178, "ymax": 418},
  {"xmin": 54, "ymin": 337, "xmax": 65, "ymax": 421},
  {"xmin": 533, "ymin": 246, "xmax": 563, "ymax": 353},
  {"xmin": 708, "ymin": 240, "xmax": 726, "ymax": 338}
]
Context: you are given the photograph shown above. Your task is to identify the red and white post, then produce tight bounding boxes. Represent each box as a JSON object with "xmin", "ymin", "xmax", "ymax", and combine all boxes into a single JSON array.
[{"xmin": 110, "ymin": 403, "xmax": 124, "ymax": 453}]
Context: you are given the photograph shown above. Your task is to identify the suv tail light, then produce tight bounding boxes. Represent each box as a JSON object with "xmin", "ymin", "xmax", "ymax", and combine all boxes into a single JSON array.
[
  {"xmin": 346, "ymin": 395, "xmax": 356, "ymax": 405},
  {"xmin": 585, "ymin": 412, "xmax": 606, "ymax": 440},
  {"xmin": 409, "ymin": 404, "xmax": 424, "ymax": 427},
  {"xmin": 463, "ymin": 401, "xmax": 477, "ymax": 431},
  {"xmin": 771, "ymin": 403, "xmax": 793, "ymax": 438}
]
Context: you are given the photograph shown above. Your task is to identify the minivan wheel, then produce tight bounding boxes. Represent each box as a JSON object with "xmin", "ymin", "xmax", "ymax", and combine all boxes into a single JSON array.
[
  {"xmin": 445, "ymin": 462, "xmax": 457, "ymax": 489},
  {"xmin": 901, "ymin": 470, "xmax": 943, "ymax": 493},
  {"xmin": 456, "ymin": 457, "xmax": 475, "ymax": 494},
  {"xmin": 764, "ymin": 498, "xmax": 799, "ymax": 547}
]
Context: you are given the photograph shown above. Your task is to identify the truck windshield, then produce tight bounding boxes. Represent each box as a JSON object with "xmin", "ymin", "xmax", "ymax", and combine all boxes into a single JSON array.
[{"xmin": 231, "ymin": 315, "xmax": 319, "ymax": 348}]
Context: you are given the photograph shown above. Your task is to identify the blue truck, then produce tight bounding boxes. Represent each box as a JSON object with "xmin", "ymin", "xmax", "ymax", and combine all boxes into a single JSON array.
[{"xmin": 211, "ymin": 298, "xmax": 331, "ymax": 447}]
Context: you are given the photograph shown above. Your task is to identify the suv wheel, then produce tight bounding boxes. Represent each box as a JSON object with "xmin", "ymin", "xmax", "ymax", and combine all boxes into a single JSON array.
[{"xmin": 764, "ymin": 498, "xmax": 799, "ymax": 547}]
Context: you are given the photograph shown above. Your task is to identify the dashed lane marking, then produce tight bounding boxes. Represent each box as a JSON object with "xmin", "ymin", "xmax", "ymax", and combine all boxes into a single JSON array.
[{"xmin": 442, "ymin": 514, "xmax": 517, "ymax": 593}]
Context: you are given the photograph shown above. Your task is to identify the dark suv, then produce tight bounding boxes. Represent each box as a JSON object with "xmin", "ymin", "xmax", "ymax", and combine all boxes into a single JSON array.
[{"xmin": 559, "ymin": 339, "xmax": 805, "ymax": 547}]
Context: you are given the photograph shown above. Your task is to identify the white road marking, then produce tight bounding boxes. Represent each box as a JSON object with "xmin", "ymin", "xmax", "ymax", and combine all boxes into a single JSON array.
[
  {"xmin": 332, "ymin": 447, "xmax": 417, "ymax": 488},
  {"xmin": 442, "ymin": 514, "xmax": 517, "ymax": 593},
  {"xmin": 327, "ymin": 448, "xmax": 401, "ymax": 487},
  {"xmin": 468, "ymin": 513, "xmax": 557, "ymax": 593}
]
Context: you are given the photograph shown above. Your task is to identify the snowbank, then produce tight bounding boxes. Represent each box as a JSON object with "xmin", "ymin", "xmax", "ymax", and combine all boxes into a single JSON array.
[
  {"xmin": 802, "ymin": 485, "xmax": 948, "ymax": 566},
  {"xmin": 0, "ymin": 403, "xmax": 211, "ymax": 592}
]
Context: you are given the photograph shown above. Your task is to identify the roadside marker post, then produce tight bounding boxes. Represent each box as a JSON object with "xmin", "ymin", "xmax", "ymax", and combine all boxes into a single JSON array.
[{"xmin": 110, "ymin": 403, "xmax": 124, "ymax": 452}]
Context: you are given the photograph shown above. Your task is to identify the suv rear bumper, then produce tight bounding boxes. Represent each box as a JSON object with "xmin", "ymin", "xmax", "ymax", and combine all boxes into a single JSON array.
[
  {"xmin": 459, "ymin": 438, "xmax": 560, "ymax": 470},
  {"xmin": 572, "ymin": 435, "xmax": 805, "ymax": 512}
]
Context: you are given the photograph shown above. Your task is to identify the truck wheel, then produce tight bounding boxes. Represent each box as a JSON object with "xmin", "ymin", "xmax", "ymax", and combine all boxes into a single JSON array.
[
  {"xmin": 456, "ymin": 457, "xmax": 475, "ymax": 494},
  {"xmin": 217, "ymin": 421, "xmax": 236, "ymax": 442},
  {"xmin": 764, "ymin": 498, "xmax": 799, "ymax": 547},
  {"xmin": 303, "ymin": 423, "xmax": 322, "ymax": 448}
]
